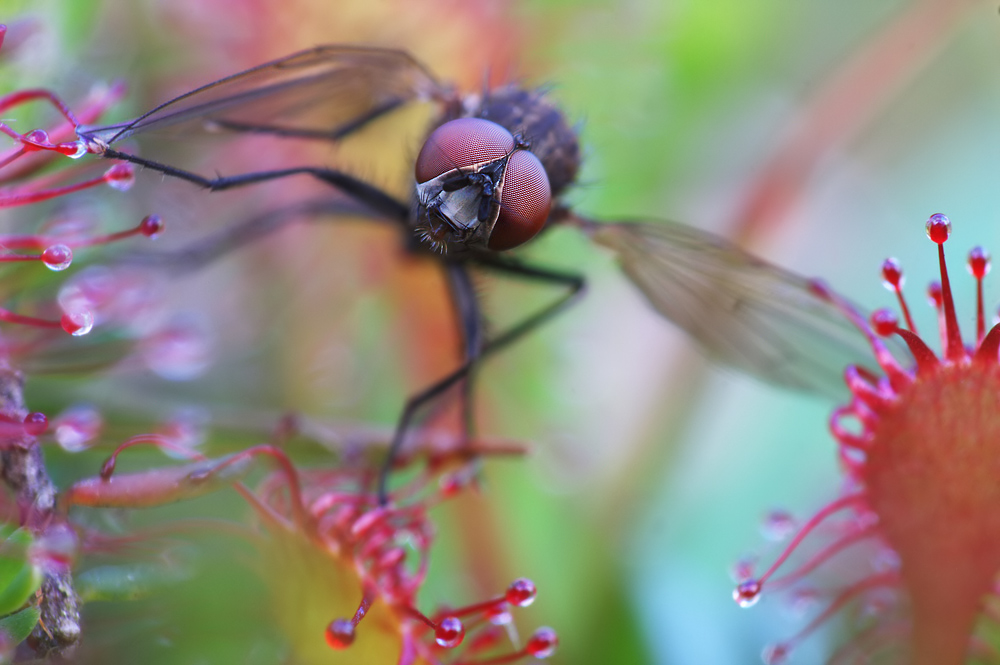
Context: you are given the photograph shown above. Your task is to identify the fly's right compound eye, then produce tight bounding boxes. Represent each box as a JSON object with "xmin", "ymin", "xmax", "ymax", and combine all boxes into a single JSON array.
[
  {"xmin": 487, "ymin": 150, "xmax": 551, "ymax": 251},
  {"xmin": 415, "ymin": 118, "xmax": 515, "ymax": 183}
]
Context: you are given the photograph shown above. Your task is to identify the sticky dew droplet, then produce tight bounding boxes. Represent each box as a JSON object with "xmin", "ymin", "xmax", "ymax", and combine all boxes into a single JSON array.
[
  {"xmin": 54, "ymin": 405, "xmax": 102, "ymax": 452},
  {"xmin": 733, "ymin": 579, "xmax": 762, "ymax": 608},
  {"xmin": 325, "ymin": 618, "xmax": 355, "ymax": 649},
  {"xmin": 785, "ymin": 587, "xmax": 820, "ymax": 619},
  {"xmin": 968, "ymin": 246, "xmax": 991, "ymax": 278},
  {"xmin": 61, "ymin": 310, "xmax": 94, "ymax": 336},
  {"xmin": 526, "ymin": 627, "xmax": 558, "ymax": 659},
  {"xmin": 927, "ymin": 281, "xmax": 943, "ymax": 309},
  {"xmin": 434, "ymin": 617, "xmax": 465, "ymax": 648},
  {"xmin": 104, "ymin": 163, "xmax": 135, "ymax": 191},
  {"xmin": 860, "ymin": 588, "xmax": 898, "ymax": 619},
  {"xmin": 881, "ymin": 257, "xmax": 904, "ymax": 291},
  {"xmin": 871, "ymin": 546, "xmax": 900, "ymax": 573},
  {"xmin": 869, "ymin": 309, "xmax": 898, "ymax": 337},
  {"xmin": 159, "ymin": 407, "xmax": 209, "ymax": 456},
  {"xmin": 730, "ymin": 558, "xmax": 756, "ymax": 583},
  {"xmin": 506, "ymin": 578, "xmax": 537, "ymax": 607},
  {"xmin": 23, "ymin": 129, "xmax": 49, "ymax": 146},
  {"xmin": 761, "ymin": 642, "xmax": 790, "ymax": 665},
  {"xmin": 925, "ymin": 213, "xmax": 951, "ymax": 244},
  {"xmin": 140, "ymin": 214, "xmax": 164, "ymax": 238},
  {"xmin": 143, "ymin": 317, "xmax": 211, "ymax": 381},
  {"xmin": 22, "ymin": 412, "xmax": 47, "ymax": 437},
  {"xmin": 60, "ymin": 140, "xmax": 88, "ymax": 159},
  {"xmin": 42, "ymin": 244, "xmax": 73, "ymax": 271},
  {"xmin": 761, "ymin": 510, "xmax": 796, "ymax": 542}
]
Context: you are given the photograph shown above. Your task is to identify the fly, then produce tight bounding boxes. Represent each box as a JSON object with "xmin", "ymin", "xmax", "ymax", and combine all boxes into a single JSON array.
[{"xmin": 73, "ymin": 45, "xmax": 896, "ymax": 500}]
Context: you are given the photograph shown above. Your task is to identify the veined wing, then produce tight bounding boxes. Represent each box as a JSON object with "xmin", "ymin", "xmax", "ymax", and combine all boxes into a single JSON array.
[
  {"xmin": 581, "ymin": 216, "xmax": 905, "ymax": 399},
  {"xmin": 78, "ymin": 45, "xmax": 448, "ymax": 145}
]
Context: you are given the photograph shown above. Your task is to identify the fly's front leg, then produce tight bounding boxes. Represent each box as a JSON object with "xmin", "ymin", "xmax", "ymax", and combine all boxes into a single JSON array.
[{"xmin": 97, "ymin": 147, "xmax": 410, "ymax": 224}]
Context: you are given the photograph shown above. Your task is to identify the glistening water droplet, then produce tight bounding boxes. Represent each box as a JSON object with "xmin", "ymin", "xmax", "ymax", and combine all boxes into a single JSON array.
[
  {"xmin": 325, "ymin": 618, "xmax": 355, "ymax": 649},
  {"xmin": 506, "ymin": 578, "xmax": 537, "ymax": 607},
  {"xmin": 54, "ymin": 405, "xmax": 102, "ymax": 452},
  {"xmin": 42, "ymin": 244, "xmax": 73, "ymax": 271},
  {"xmin": 61, "ymin": 310, "xmax": 94, "ymax": 336},
  {"xmin": 434, "ymin": 617, "xmax": 464, "ymax": 648},
  {"xmin": 733, "ymin": 579, "xmax": 762, "ymax": 608}
]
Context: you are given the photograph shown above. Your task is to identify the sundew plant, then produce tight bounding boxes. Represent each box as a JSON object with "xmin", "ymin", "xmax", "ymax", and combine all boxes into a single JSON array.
[{"xmin": 0, "ymin": 1, "xmax": 998, "ymax": 664}]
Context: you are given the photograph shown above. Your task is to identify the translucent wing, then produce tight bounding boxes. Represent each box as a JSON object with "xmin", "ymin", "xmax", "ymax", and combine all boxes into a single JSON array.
[
  {"xmin": 78, "ymin": 45, "xmax": 448, "ymax": 145},
  {"xmin": 584, "ymin": 217, "xmax": 904, "ymax": 399}
]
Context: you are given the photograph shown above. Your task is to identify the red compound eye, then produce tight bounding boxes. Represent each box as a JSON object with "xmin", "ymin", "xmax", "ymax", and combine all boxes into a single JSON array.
[
  {"xmin": 415, "ymin": 118, "xmax": 515, "ymax": 183},
  {"xmin": 489, "ymin": 150, "xmax": 551, "ymax": 251}
]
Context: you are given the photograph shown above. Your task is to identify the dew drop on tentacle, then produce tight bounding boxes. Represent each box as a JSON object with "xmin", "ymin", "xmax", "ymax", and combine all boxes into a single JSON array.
[
  {"xmin": 869, "ymin": 309, "xmax": 898, "ymax": 337},
  {"xmin": 139, "ymin": 214, "xmax": 164, "ymax": 238},
  {"xmin": 159, "ymin": 407, "xmax": 209, "ymax": 456},
  {"xmin": 925, "ymin": 212, "xmax": 951, "ymax": 244},
  {"xmin": 60, "ymin": 309, "xmax": 93, "ymax": 336},
  {"xmin": 881, "ymin": 258, "xmax": 904, "ymax": 290},
  {"xmin": 22, "ymin": 412, "xmax": 48, "ymax": 437},
  {"xmin": 434, "ymin": 616, "xmax": 465, "ymax": 648},
  {"xmin": 761, "ymin": 642, "xmax": 790, "ymax": 665},
  {"xmin": 41, "ymin": 244, "xmax": 73, "ymax": 271},
  {"xmin": 325, "ymin": 618, "xmax": 355, "ymax": 649},
  {"xmin": 784, "ymin": 587, "xmax": 820, "ymax": 618},
  {"xmin": 61, "ymin": 140, "xmax": 88, "ymax": 160},
  {"xmin": 526, "ymin": 627, "xmax": 559, "ymax": 658},
  {"xmin": 734, "ymin": 579, "xmax": 762, "ymax": 608},
  {"xmin": 22, "ymin": 129, "xmax": 49, "ymax": 147},
  {"xmin": 761, "ymin": 510, "xmax": 796, "ymax": 542},
  {"xmin": 926, "ymin": 281, "xmax": 943, "ymax": 309},
  {"xmin": 730, "ymin": 557, "xmax": 756, "ymax": 583},
  {"xmin": 103, "ymin": 163, "xmax": 135, "ymax": 191},
  {"xmin": 967, "ymin": 246, "xmax": 990, "ymax": 278},
  {"xmin": 505, "ymin": 577, "xmax": 537, "ymax": 607},
  {"xmin": 141, "ymin": 315, "xmax": 212, "ymax": 381},
  {"xmin": 53, "ymin": 405, "xmax": 102, "ymax": 453}
]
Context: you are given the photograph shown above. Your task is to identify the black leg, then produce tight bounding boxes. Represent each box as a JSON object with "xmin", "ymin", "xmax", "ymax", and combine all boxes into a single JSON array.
[
  {"xmin": 445, "ymin": 262, "xmax": 485, "ymax": 446},
  {"xmin": 377, "ymin": 256, "xmax": 585, "ymax": 504},
  {"xmin": 120, "ymin": 197, "xmax": 395, "ymax": 272},
  {"xmin": 100, "ymin": 147, "xmax": 409, "ymax": 222}
]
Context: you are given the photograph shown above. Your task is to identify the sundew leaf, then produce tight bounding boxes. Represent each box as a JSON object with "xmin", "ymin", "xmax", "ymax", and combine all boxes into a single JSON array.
[
  {"xmin": 0, "ymin": 566, "xmax": 42, "ymax": 618},
  {"xmin": 0, "ymin": 605, "xmax": 40, "ymax": 646},
  {"xmin": 0, "ymin": 528, "xmax": 41, "ymax": 617},
  {"xmin": 77, "ymin": 563, "xmax": 192, "ymax": 603}
]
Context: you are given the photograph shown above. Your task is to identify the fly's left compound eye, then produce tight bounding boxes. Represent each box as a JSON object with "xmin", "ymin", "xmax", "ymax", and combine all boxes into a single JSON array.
[
  {"xmin": 415, "ymin": 118, "xmax": 515, "ymax": 184},
  {"xmin": 488, "ymin": 150, "xmax": 551, "ymax": 251}
]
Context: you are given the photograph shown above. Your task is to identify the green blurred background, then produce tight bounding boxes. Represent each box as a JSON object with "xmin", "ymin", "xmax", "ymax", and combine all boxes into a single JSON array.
[{"xmin": 1, "ymin": 0, "xmax": 999, "ymax": 663}]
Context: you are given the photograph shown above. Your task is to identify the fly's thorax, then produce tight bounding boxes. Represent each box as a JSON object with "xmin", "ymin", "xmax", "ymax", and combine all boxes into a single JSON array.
[{"xmin": 471, "ymin": 86, "xmax": 580, "ymax": 197}]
